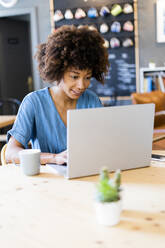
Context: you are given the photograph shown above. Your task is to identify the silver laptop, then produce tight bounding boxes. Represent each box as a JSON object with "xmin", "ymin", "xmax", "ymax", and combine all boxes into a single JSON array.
[{"xmin": 47, "ymin": 104, "xmax": 154, "ymax": 179}]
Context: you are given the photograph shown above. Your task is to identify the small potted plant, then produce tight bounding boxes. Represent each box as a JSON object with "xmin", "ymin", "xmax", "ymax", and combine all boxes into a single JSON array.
[{"xmin": 94, "ymin": 167, "xmax": 122, "ymax": 226}]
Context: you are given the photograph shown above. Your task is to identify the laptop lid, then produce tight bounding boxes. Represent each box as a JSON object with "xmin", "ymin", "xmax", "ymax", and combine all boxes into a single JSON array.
[{"xmin": 66, "ymin": 104, "xmax": 155, "ymax": 179}]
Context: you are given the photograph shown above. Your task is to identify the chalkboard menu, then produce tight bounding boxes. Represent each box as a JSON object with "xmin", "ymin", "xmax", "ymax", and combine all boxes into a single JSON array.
[{"xmin": 53, "ymin": 0, "xmax": 136, "ymax": 97}]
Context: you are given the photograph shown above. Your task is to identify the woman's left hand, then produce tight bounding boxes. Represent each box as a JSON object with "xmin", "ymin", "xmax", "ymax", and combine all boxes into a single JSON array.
[{"xmin": 40, "ymin": 150, "xmax": 67, "ymax": 165}]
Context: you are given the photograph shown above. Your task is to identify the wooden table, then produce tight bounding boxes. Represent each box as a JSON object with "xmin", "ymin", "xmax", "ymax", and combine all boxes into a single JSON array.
[
  {"xmin": 0, "ymin": 165, "xmax": 165, "ymax": 248},
  {"xmin": 153, "ymin": 131, "xmax": 165, "ymax": 150},
  {"xmin": 0, "ymin": 115, "xmax": 16, "ymax": 128}
]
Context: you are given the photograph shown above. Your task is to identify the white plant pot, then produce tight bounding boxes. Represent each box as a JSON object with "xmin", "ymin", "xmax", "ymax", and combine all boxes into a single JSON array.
[{"xmin": 95, "ymin": 200, "xmax": 122, "ymax": 226}]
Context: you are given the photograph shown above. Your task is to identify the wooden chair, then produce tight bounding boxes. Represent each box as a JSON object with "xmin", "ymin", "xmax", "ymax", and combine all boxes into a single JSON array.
[
  {"xmin": 0, "ymin": 143, "xmax": 7, "ymax": 166},
  {"xmin": 131, "ymin": 90, "xmax": 165, "ymax": 142}
]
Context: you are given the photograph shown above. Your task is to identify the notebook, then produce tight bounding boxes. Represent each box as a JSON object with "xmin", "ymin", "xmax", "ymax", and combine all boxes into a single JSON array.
[{"xmin": 47, "ymin": 104, "xmax": 155, "ymax": 179}]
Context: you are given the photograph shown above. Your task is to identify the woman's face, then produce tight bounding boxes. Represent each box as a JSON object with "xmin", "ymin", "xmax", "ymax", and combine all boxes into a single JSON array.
[{"xmin": 59, "ymin": 68, "xmax": 92, "ymax": 99}]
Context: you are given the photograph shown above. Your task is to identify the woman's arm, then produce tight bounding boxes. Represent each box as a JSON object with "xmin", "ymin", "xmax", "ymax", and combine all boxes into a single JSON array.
[
  {"xmin": 6, "ymin": 137, "xmax": 24, "ymax": 164},
  {"xmin": 6, "ymin": 137, "xmax": 67, "ymax": 165}
]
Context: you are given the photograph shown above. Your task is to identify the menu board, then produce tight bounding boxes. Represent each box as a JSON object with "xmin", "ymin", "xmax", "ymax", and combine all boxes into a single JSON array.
[{"xmin": 53, "ymin": 0, "xmax": 136, "ymax": 97}]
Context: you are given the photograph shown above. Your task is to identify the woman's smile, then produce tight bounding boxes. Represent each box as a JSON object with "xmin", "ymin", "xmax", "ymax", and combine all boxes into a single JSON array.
[{"xmin": 71, "ymin": 89, "xmax": 83, "ymax": 97}]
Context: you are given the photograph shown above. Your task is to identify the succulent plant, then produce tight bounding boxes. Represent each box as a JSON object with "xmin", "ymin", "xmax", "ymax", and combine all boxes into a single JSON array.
[{"xmin": 96, "ymin": 167, "xmax": 121, "ymax": 203}]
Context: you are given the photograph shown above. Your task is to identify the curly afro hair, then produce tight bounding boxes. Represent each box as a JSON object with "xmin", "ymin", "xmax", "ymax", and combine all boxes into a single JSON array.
[{"xmin": 35, "ymin": 25, "xmax": 109, "ymax": 84}]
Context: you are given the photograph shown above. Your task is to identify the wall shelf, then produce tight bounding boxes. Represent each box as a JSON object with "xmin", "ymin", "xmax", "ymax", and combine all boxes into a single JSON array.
[{"xmin": 140, "ymin": 67, "xmax": 165, "ymax": 92}]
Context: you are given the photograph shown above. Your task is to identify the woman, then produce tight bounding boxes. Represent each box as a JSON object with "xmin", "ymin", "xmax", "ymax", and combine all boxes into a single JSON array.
[{"xmin": 6, "ymin": 25, "xmax": 109, "ymax": 164}]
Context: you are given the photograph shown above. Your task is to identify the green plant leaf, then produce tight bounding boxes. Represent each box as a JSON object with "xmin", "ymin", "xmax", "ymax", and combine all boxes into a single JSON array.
[{"xmin": 96, "ymin": 168, "xmax": 121, "ymax": 202}]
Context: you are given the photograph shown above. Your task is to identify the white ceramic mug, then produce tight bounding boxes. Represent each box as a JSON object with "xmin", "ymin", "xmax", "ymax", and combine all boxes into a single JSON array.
[{"xmin": 19, "ymin": 149, "xmax": 41, "ymax": 176}]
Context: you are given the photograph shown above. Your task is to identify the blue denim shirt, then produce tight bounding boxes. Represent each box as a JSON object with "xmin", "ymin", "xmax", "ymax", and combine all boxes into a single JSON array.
[{"xmin": 7, "ymin": 87, "xmax": 102, "ymax": 153}]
